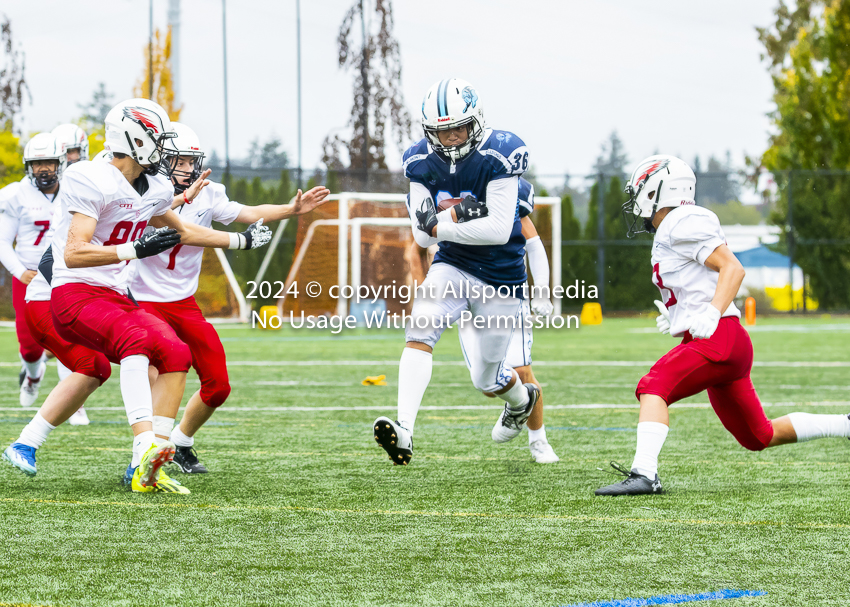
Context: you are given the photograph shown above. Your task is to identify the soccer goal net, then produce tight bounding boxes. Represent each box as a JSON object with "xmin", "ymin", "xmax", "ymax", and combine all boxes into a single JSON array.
[{"xmin": 275, "ymin": 192, "xmax": 562, "ymax": 319}]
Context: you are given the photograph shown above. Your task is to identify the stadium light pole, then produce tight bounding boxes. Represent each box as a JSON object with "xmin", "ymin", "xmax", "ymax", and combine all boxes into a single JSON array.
[
  {"xmin": 148, "ymin": 0, "xmax": 154, "ymax": 100},
  {"xmin": 222, "ymin": 0, "xmax": 230, "ymax": 176},
  {"xmin": 296, "ymin": 0, "xmax": 302, "ymax": 190}
]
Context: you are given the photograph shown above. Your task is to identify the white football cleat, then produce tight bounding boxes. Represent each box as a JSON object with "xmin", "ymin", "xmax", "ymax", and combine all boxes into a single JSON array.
[
  {"xmin": 68, "ymin": 406, "xmax": 90, "ymax": 426},
  {"xmin": 491, "ymin": 383, "xmax": 540, "ymax": 443},
  {"xmin": 19, "ymin": 362, "xmax": 46, "ymax": 408},
  {"xmin": 529, "ymin": 439, "xmax": 559, "ymax": 464},
  {"xmin": 373, "ymin": 416, "xmax": 413, "ymax": 465}
]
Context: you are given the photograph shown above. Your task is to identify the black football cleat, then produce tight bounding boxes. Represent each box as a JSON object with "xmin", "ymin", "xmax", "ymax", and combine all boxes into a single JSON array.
[
  {"xmin": 18, "ymin": 367, "xmax": 26, "ymax": 388},
  {"xmin": 171, "ymin": 445, "xmax": 208, "ymax": 474},
  {"xmin": 595, "ymin": 462, "xmax": 663, "ymax": 496},
  {"xmin": 373, "ymin": 416, "xmax": 413, "ymax": 466}
]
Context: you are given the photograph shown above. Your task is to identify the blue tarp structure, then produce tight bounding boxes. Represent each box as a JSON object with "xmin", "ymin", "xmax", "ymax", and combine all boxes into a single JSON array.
[{"xmin": 735, "ymin": 245, "xmax": 790, "ymax": 268}]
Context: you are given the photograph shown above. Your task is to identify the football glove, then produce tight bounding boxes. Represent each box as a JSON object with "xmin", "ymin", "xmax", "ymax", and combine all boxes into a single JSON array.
[
  {"xmin": 531, "ymin": 297, "xmax": 554, "ymax": 317},
  {"xmin": 455, "ymin": 195, "xmax": 489, "ymax": 223},
  {"xmin": 654, "ymin": 300, "xmax": 671, "ymax": 335},
  {"xmin": 415, "ymin": 197, "xmax": 439, "ymax": 237},
  {"xmin": 688, "ymin": 303, "xmax": 721, "ymax": 339},
  {"xmin": 117, "ymin": 227, "xmax": 181, "ymax": 260},
  {"xmin": 230, "ymin": 219, "xmax": 273, "ymax": 250}
]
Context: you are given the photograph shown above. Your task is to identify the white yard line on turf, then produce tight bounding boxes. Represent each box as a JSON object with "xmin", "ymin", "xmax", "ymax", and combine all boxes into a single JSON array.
[
  {"xmin": 1, "ymin": 360, "xmax": 847, "ymax": 368},
  {"xmin": 1, "ymin": 401, "xmax": 846, "ymax": 413}
]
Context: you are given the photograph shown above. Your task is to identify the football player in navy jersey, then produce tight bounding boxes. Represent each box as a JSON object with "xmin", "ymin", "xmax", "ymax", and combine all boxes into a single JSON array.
[{"xmin": 373, "ymin": 78, "xmax": 540, "ymax": 465}]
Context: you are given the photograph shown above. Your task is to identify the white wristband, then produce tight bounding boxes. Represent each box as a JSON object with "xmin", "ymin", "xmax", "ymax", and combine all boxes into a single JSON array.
[
  {"xmin": 228, "ymin": 232, "xmax": 245, "ymax": 250},
  {"xmin": 116, "ymin": 241, "xmax": 137, "ymax": 261}
]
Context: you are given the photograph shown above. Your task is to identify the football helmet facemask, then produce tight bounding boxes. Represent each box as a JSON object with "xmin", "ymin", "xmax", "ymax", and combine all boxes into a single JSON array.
[
  {"xmin": 421, "ymin": 78, "xmax": 485, "ymax": 163},
  {"xmin": 622, "ymin": 154, "xmax": 696, "ymax": 238},
  {"xmin": 165, "ymin": 122, "xmax": 205, "ymax": 194},
  {"xmin": 23, "ymin": 133, "xmax": 66, "ymax": 190},
  {"xmin": 103, "ymin": 98, "xmax": 177, "ymax": 177}
]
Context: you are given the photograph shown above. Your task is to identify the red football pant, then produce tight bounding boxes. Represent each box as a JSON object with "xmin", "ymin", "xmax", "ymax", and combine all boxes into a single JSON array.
[
  {"xmin": 50, "ymin": 284, "xmax": 191, "ymax": 374},
  {"xmin": 636, "ymin": 317, "xmax": 774, "ymax": 451},
  {"xmin": 25, "ymin": 300, "xmax": 111, "ymax": 384},
  {"xmin": 13, "ymin": 277, "xmax": 44, "ymax": 363},
  {"xmin": 139, "ymin": 296, "xmax": 231, "ymax": 408}
]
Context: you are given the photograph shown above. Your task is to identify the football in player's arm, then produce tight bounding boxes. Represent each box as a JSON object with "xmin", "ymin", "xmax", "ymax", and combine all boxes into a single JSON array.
[{"xmin": 596, "ymin": 155, "xmax": 850, "ymax": 496}]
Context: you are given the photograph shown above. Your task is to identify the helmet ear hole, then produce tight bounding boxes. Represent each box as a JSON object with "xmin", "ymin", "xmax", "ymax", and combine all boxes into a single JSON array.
[{"xmin": 648, "ymin": 190, "xmax": 656, "ymax": 200}]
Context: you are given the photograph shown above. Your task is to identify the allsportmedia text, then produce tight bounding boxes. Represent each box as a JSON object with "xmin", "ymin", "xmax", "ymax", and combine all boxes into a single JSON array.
[
  {"xmin": 246, "ymin": 279, "xmax": 598, "ymax": 304},
  {"xmin": 253, "ymin": 310, "xmax": 580, "ymax": 334}
]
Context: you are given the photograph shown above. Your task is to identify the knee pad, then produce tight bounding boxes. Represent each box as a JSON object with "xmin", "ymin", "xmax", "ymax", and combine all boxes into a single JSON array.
[
  {"xmin": 153, "ymin": 339, "xmax": 192, "ymax": 374},
  {"xmin": 201, "ymin": 381, "xmax": 231, "ymax": 408},
  {"xmin": 470, "ymin": 361, "xmax": 513, "ymax": 393}
]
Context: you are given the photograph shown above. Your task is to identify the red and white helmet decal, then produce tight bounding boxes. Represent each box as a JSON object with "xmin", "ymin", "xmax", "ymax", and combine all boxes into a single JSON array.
[{"xmin": 123, "ymin": 107, "xmax": 161, "ymax": 133}]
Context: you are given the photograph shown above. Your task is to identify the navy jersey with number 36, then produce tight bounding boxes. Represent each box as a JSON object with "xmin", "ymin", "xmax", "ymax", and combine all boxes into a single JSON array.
[{"xmin": 403, "ymin": 129, "xmax": 529, "ymax": 288}]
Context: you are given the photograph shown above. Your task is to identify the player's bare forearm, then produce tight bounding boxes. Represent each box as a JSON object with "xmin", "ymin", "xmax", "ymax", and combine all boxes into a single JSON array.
[
  {"xmin": 151, "ymin": 211, "xmax": 230, "ymax": 248},
  {"xmin": 235, "ymin": 186, "xmax": 331, "ymax": 224},
  {"xmin": 64, "ymin": 213, "xmax": 123, "ymax": 268},
  {"xmin": 705, "ymin": 245, "xmax": 745, "ymax": 313}
]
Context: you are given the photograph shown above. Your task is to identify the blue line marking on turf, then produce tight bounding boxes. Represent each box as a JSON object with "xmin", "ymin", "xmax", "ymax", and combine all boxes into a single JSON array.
[{"xmin": 559, "ymin": 589, "xmax": 766, "ymax": 607}]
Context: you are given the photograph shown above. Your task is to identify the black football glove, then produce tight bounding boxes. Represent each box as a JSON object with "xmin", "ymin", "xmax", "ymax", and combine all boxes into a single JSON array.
[
  {"xmin": 133, "ymin": 227, "xmax": 181, "ymax": 259},
  {"xmin": 455, "ymin": 195, "xmax": 489, "ymax": 223},
  {"xmin": 415, "ymin": 197, "xmax": 439, "ymax": 237},
  {"xmin": 232, "ymin": 219, "xmax": 273, "ymax": 250}
]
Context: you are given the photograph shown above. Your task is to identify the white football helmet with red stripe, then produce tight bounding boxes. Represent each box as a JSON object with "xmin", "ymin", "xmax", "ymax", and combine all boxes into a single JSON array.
[
  {"xmin": 51, "ymin": 123, "xmax": 89, "ymax": 163},
  {"xmin": 421, "ymin": 78, "xmax": 485, "ymax": 162},
  {"xmin": 165, "ymin": 122, "xmax": 205, "ymax": 194},
  {"xmin": 623, "ymin": 154, "xmax": 696, "ymax": 237},
  {"xmin": 103, "ymin": 98, "xmax": 176, "ymax": 176}
]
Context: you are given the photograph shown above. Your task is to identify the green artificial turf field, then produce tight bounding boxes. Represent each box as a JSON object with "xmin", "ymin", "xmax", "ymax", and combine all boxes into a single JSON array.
[{"xmin": 1, "ymin": 316, "xmax": 848, "ymax": 607}]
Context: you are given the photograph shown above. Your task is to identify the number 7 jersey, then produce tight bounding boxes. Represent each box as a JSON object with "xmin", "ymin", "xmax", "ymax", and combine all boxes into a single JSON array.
[
  {"xmin": 130, "ymin": 181, "xmax": 243, "ymax": 303},
  {"xmin": 0, "ymin": 179, "xmax": 55, "ymax": 277},
  {"xmin": 49, "ymin": 161, "xmax": 175, "ymax": 293},
  {"xmin": 651, "ymin": 205, "xmax": 741, "ymax": 337}
]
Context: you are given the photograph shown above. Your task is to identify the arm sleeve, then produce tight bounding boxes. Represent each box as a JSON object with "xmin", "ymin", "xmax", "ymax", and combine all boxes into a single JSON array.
[
  {"xmin": 407, "ymin": 181, "xmax": 438, "ymax": 248},
  {"xmin": 0, "ymin": 211, "xmax": 26, "ymax": 279},
  {"xmin": 525, "ymin": 235, "xmax": 550, "ymax": 288},
  {"xmin": 437, "ymin": 176, "xmax": 518, "ymax": 246},
  {"xmin": 669, "ymin": 213, "xmax": 726, "ymax": 265}
]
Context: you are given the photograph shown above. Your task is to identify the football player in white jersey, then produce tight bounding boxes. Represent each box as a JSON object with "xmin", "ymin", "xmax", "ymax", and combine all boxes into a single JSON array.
[
  {"xmin": 52, "ymin": 124, "xmax": 89, "ymax": 165},
  {"xmin": 131, "ymin": 122, "xmax": 329, "ymax": 474},
  {"xmin": 2, "ymin": 142, "xmax": 211, "ymax": 490},
  {"xmin": 373, "ymin": 79, "xmax": 540, "ymax": 466},
  {"xmin": 0, "ymin": 132, "xmax": 65, "ymax": 407},
  {"xmin": 596, "ymin": 155, "xmax": 850, "ymax": 496},
  {"xmin": 5, "ymin": 98, "xmax": 272, "ymax": 493}
]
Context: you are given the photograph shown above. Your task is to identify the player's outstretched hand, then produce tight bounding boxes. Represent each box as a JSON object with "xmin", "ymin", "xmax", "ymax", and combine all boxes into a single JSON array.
[
  {"xmin": 416, "ymin": 197, "xmax": 439, "ymax": 237},
  {"xmin": 531, "ymin": 297, "xmax": 554, "ymax": 317},
  {"xmin": 181, "ymin": 169, "xmax": 212, "ymax": 204},
  {"xmin": 688, "ymin": 303, "xmax": 721, "ymax": 339},
  {"xmin": 121, "ymin": 227, "xmax": 181, "ymax": 260},
  {"xmin": 654, "ymin": 300, "xmax": 671, "ymax": 335},
  {"xmin": 291, "ymin": 186, "xmax": 331, "ymax": 215},
  {"xmin": 234, "ymin": 219, "xmax": 273, "ymax": 250},
  {"xmin": 455, "ymin": 195, "xmax": 489, "ymax": 223}
]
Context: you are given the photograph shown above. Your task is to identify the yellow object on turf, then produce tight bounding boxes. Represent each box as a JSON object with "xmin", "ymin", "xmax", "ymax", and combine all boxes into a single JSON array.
[
  {"xmin": 257, "ymin": 305, "xmax": 282, "ymax": 330},
  {"xmin": 154, "ymin": 469, "xmax": 191, "ymax": 494},
  {"xmin": 580, "ymin": 302, "xmax": 602, "ymax": 325},
  {"xmin": 362, "ymin": 374, "xmax": 387, "ymax": 386},
  {"xmin": 131, "ymin": 466, "xmax": 157, "ymax": 493}
]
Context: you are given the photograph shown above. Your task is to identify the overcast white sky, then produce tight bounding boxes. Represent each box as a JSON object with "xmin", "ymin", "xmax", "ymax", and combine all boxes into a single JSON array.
[{"xmin": 5, "ymin": 0, "xmax": 778, "ymax": 179}]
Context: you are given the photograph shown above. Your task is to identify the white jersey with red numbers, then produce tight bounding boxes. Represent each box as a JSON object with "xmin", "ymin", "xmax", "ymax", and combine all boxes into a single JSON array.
[
  {"xmin": 651, "ymin": 205, "xmax": 741, "ymax": 337},
  {"xmin": 0, "ymin": 178, "xmax": 56, "ymax": 279},
  {"xmin": 50, "ymin": 161, "xmax": 174, "ymax": 293},
  {"xmin": 130, "ymin": 181, "xmax": 243, "ymax": 302}
]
